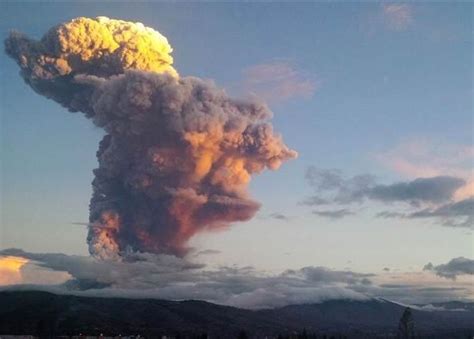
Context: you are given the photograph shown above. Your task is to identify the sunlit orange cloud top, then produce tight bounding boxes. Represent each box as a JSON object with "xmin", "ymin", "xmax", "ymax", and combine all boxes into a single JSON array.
[{"xmin": 0, "ymin": 256, "xmax": 29, "ymax": 285}]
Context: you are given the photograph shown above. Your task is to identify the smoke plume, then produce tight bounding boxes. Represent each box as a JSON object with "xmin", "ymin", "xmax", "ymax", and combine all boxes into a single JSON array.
[{"xmin": 5, "ymin": 17, "xmax": 297, "ymax": 260}]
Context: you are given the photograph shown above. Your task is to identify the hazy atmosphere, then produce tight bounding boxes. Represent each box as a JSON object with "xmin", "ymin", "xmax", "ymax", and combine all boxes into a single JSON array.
[{"xmin": 1, "ymin": 1, "xmax": 472, "ymax": 318}]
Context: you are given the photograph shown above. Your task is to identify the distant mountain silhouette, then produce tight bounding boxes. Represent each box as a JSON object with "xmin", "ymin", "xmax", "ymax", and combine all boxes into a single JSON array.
[{"xmin": 0, "ymin": 291, "xmax": 472, "ymax": 338}]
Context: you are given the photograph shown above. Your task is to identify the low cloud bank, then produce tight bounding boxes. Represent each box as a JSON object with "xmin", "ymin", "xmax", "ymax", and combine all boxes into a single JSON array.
[
  {"xmin": 1, "ymin": 249, "xmax": 472, "ymax": 309},
  {"xmin": 0, "ymin": 248, "xmax": 370, "ymax": 309}
]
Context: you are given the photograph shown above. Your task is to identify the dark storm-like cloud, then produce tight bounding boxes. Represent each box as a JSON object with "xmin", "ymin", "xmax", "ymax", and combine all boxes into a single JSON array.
[
  {"xmin": 409, "ymin": 197, "xmax": 474, "ymax": 228},
  {"xmin": 375, "ymin": 198, "xmax": 473, "ymax": 228},
  {"xmin": 304, "ymin": 167, "xmax": 464, "ymax": 206},
  {"xmin": 424, "ymin": 257, "xmax": 474, "ymax": 279},
  {"xmin": 368, "ymin": 176, "xmax": 466, "ymax": 205},
  {"xmin": 303, "ymin": 167, "xmax": 469, "ymax": 225}
]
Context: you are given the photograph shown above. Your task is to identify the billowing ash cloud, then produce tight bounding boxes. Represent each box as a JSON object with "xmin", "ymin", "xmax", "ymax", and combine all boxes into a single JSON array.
[{"xmin": 5, "ymin": 17, "xmax": 297, "ymax": 260}]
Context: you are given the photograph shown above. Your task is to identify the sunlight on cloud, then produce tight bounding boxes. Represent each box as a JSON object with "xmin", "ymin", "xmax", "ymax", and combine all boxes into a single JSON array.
[
  {"xmin": 376, "ymin": 139, "xmax": 474, "ymax": 202},
  {"xmin": 0, "ymin": 256, "xmax": 28, "ymax": 285},
  {"xmin": 0, "ymin": 255, "xmax": 71, "ymax": 286}
]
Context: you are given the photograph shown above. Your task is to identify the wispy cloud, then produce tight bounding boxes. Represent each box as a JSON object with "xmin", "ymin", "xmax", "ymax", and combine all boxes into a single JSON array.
[
  {"xmin": 241, "ymin": 61, "xmax": 318, "ymax": 104},
  {"xmin": 382, "ymin": 4, "xmax": 413, "ymax": 31},
  {"xmin": 194, "ymin": 249, "xmax": 222, "ymax": 257},
  {"xmin": 377, "ymin": 197, "xmax": 474, "ymax": 228},
  {"xmin": 376, "ymin": 139, "xmax": 473, "ymax": 180},
  {"xmin": 312, "ymin": 209, "xmax": 355, "ymax": 220},
  {"xmin": 409, "ymin": 197, "xmax": 474, "ymax": 228},
  {"xmin": 268, "ymin": 212, "xmax": 292, "ymax": 221}
]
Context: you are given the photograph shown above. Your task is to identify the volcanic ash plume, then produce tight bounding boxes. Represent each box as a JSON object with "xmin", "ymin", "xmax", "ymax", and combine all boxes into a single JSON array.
[{"xmin": 5, "ymin": 17, "xmax": 297, "ymax": 260}]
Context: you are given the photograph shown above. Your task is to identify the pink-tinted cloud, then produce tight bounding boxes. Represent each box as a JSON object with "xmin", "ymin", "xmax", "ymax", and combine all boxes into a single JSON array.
[
  {"xmin": 376, "ymin": 139, "xmax": 474, "ymax": 201},
  {"xmin": 382, "ymin": 4, "xmax": 413, "ymax": 31},
  {"xmin": 377, "ymin": 139, "xmax": 473, "ymax": 178},
  {"xmin": 454, "ymin": 181, "xmax": 474, "ymax": 201},
  {"xmin": 242, "ymin": 61, "xmax": 318, "ymax": 103}
]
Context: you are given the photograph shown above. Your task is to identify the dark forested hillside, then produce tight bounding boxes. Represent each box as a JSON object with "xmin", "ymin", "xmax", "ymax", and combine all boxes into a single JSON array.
[{"xmin": 0, "ymin": 291, "xmax": 472, "ymax": 338}]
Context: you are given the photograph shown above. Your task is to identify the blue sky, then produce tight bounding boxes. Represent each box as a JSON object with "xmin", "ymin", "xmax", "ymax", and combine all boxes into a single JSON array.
[{"xmin": 1, "ymin": 1, "xmax": 472, "ymax": 281}]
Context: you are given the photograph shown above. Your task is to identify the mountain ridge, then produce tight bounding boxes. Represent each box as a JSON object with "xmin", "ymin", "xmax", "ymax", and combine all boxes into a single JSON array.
[{"xmin": 1, "ymin": 290, "xmax": 473, "ymax": 338}]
